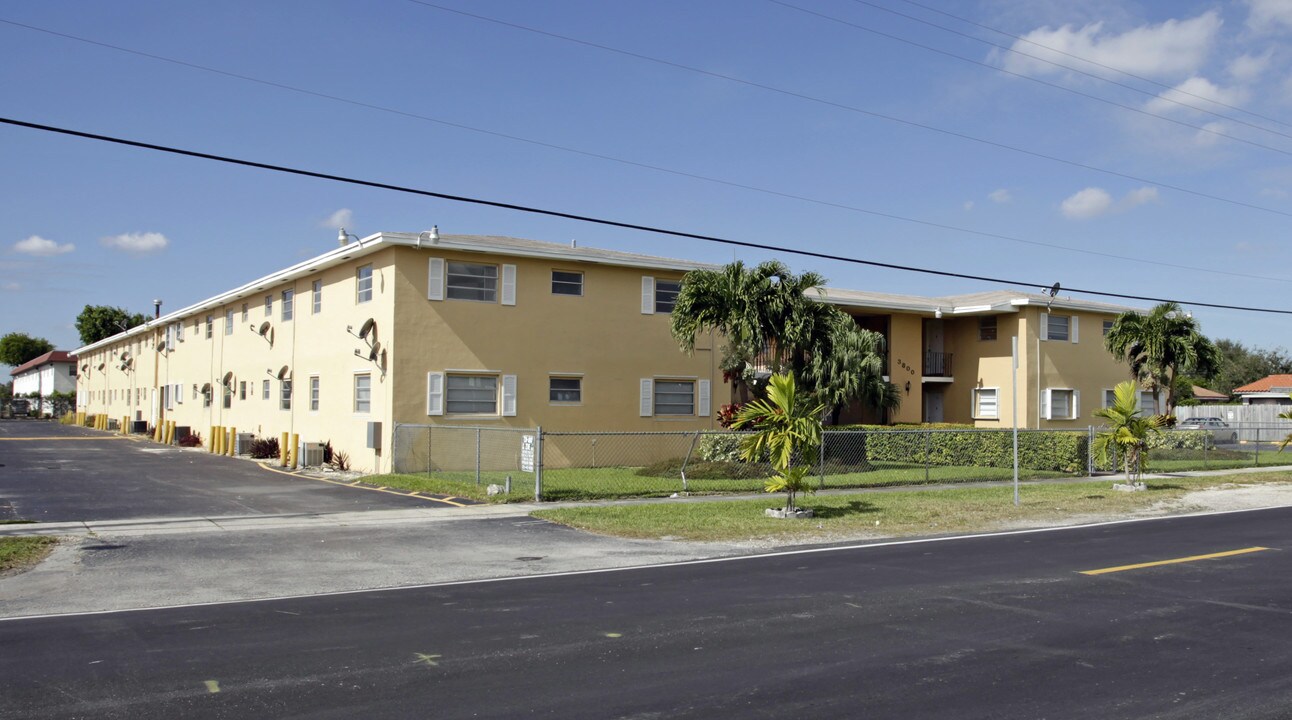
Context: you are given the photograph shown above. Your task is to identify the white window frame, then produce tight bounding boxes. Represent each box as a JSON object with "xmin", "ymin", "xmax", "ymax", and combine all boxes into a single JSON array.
[
  {"xmin": 312, "ymin": 280, "xmax": 322, "ymax": 314},
  {"xmin": 309, "ymin": 376, "xmax": 320, "ymax": 412},
  {"xmin": 1043, "ymin": 313, "xmax": 1070, "ymax": 342},
  {"xmin": 264, "ymin": 295, "xmax": 273, "ymax": 318},
  {"xmin": 1042, "ymin": 387, "xmax": 1079, "ymax": 420},
  {"xmin": 1102, "ymin": 319, "xmax": 1114, "ymax": 337},
  {"xmin": 281, "ymin": 289, "xmax": 294, "ymax": 322},
  {"xmin": 241, "ymin": 303, "xmax": 249, "ymax": 322},
  {"xmin": 262, "ymin": 379, "xmax": 270, "ymax": 401},
  {"xmin": 225, "ymin": 308, "xmax": 234, "ymax": 335},
  {"xmin": 445, "ymin": 261, "xmax": 499, "ymax": 303},
  {"xmin": 353, "ymin": 373, "xmax": 371, "ymax": 414},
  {"xmin": 439, "ymin": 372, "xmax": 514, "ymax": 416},
  {"xmin": 972, "ymin": 387, "xmax": 999, "ymax": 419},
  {"xmin": 205, "ymin": 315, "xmax": 213, "ymax": 339},
  {"xmin": 356, "ymin": 264, "xmax": 373, "ymax": 304},
  {"xmin": 643, "ymin": 378, "xmax": 708, "ymax": 418},
  {"xmin": 1139, "ymin": 391, "xmax": 1159, "ymax": 415},
  {"xmin": 1102, "ymin": 388, "xmax": 1116, "ymax": 409},
  {"xmin": 280, "ymin": 379, "xmax": 292, "ymax": 411},
  {"xmin": 549, "ymin": 375, "xmax": 583, "ymax": 404}
]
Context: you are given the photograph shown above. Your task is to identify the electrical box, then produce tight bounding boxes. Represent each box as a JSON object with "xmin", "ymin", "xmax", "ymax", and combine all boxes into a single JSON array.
[
  {"xmin": 366, "ymin": 421, "xmax": 382, "ymax": 450},
  {"xmin": 235, "ymin": 433, "xmax": 255, "ymax": 455},
  {"xmin": 175, "ymin": 425, "xmax": 190, "ymax": 441},
  {"xmin": 301, "ymin": 441, "xmax": 325, "ymax": 467}
]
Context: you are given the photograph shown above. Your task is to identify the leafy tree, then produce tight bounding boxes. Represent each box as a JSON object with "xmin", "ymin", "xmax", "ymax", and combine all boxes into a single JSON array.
[
  {"xmin": 1208, "ymin": 339, "xmax": 1292, "ymax": 396},
  {"xmin": 1092, "ymin": 381, "xmax": 1162, "ymax": 485},
  {"xmin": 731, "ymin": 373, "xmax": 825, "ymax": 514},
  {"xmin": 75, "ymin": 305, "xmax": 148, "ymax": 346},
  {"xmin": 46, "ymin": 391, "xmax": 75, "ymax": 417},
  {"xmin": 1104, "ymin": 302, "xmax": 1220, "ymax": 416},
  {"xmin": 0, "ymin": 381, "xmax": 11, "ymax": 403},
  {"xmin": 803, "ymin": 313, "xmax": 901, "ymax": 424},
  {"xmin": 0, "ymin": 332, "xmax": 55, "ymax": 367}
]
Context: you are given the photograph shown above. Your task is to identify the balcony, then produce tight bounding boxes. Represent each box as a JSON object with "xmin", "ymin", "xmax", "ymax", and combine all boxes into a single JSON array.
[{"xmin": 923, "ymin": 350, "xmax": 953, "ymax": 378}]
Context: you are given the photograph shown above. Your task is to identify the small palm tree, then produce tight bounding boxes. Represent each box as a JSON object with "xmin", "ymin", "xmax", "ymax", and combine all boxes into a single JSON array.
[
  {"xmin": 731, "ymin": 373, "xmax": 825, "ymax": 514},
  {"xmin": 1104, "ymin": 302, "xmax": 1220, "ymax": 416},
  {"xmin": 1278, "ymin": 395, "xmax": 1292, "ymax": 452},
  {"xmin": 1093, "ymin": 380, "xmax": 1162, "ymax": 485}
]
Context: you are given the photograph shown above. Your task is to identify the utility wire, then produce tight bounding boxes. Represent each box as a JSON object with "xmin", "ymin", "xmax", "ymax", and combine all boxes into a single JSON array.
[
  {"xmin": 405, "ymin": 1, "xmax": 1292, "ymax": 221},
  {"xmin": 775, "ymin": 0, "xmax": 1292, "ymax": 151},
  {"xmin": 890, "ymin": 0, "xmax": 1292, "ymax": 131},
  {"xmin": 2, "ymin": 115, "xmax": 1289, "ymax": 316},
  {"xmin": 3, "ymin": 18, "xmax": 1284, "ymax": 285}
]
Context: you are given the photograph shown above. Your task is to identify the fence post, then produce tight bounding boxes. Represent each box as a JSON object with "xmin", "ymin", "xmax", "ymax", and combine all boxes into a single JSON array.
[
  {"xmin": 819, "ymin": 431, "xmax": 827, "ymax": 490},
  {"xmin": 427, "ymin": 425, "xmax": 433, "ymax": 476},
  {"xmin": 1204, "ymin": 430, "xmax": 1209, "ymax": 469},
  {"xmin": 924, "ymin": 429, "xmax": 931, "ymax": 484},
  {"xmin": 1255, "ymin": 426, "xmax": 1260, "ymax": 467},
  {"xmin": 475, "ymin": 428, "xmax": 482, "ymax": 486},
  {"xmin": 680, "ymin": 431, "xmax": 702, "ymax": 493},
  {"xmin": 534, "ymin": 426, "xmax": 544, "ymax": 502},
  {"xmin": 1087, "ymin": 426, "xmax": 1093, "ymax": 477}
]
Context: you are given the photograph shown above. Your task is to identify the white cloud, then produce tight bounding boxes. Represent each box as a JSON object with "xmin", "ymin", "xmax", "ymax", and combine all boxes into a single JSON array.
[
  {"xmin": 1246, "ymin": 0, "xmax": 1292, "ymax": 32},
  {"xmin": 1060, "ymin": 186, "xmax": 1157, "ymax": 219},
  {"xmin": 1228, "ymin": 50, "xmax": 1273, "ymax": 82},
  {"xmin": 100, "ymin": 232, "xmax": 169, "ymax": 254},
  {"xmin": 988, "ymin": 188, "xmax": 1012, "ymax": 203},
  {"xmin": 320, "ymin": 208, "xmax": 353, "ymax": 230},
  {"xmin": 1, "ymin": 282, "xmax": 20, "ymax": 291},
  {"xmin": 13, "ymin": 235, "xmax": 74, "ymax": 256},
  {"xmin": 1192, "ymin": 121, "xmax": 1228, "ymax": 147},
  {"xmin": 963, "ymin": 201, "xmax": 975, "ymax": 211},
  {"xmin": 1001, "ymin": 11, "xmax": 1221, "ymax": 80},
  {"xmin": 1145, "ymin": 76, "xmax": 1250, "ymax": 115}
]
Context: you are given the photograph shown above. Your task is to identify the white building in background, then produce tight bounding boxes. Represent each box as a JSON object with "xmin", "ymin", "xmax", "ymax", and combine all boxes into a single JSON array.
[{"xmin": 10, "ymin": 350, "xmax": 77, "ymax": 415}]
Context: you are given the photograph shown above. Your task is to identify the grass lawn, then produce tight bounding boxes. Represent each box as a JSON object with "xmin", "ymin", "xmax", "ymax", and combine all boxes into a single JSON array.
[
  {"xmin": 0, "ymin": 537, "xmax": 58, "ymax": 573},
  {"xmin": 530, "ymin": 471, "xmax": 1292, "ymax": 543}
]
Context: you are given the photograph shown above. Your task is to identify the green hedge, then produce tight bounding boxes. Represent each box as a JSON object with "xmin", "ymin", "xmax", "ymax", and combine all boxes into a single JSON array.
[
  {"xmin": 823, "ymin": 430, "xmax": 1088, "ymax": 474},
  {"xmin": 1146, "ymin": 430, "xmax": 1208, "ymax": 450}
]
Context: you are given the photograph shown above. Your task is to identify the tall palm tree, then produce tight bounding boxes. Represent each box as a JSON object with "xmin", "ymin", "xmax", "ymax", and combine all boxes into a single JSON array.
[
  {"xmin": 1104, "ymin": 301, "xmax": 1220, "ymax": 416},
  {"xmin": 803, "ymin": 312, "xmax": 901, "ymax": 425},
  {"xmin": 732, "ymin": 373, "xmax": 826, "ymax": 514},
  {"xmin": 1093, "ymin": 381, "xmax": 1162, "ymax": 485}
]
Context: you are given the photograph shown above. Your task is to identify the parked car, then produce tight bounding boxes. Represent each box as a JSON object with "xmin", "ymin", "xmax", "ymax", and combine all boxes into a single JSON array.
[
  {"xmin": 7, "ymin": 398, "xmax": 30, "ymax": 417},
  {"xmin": 1177, "ymin": 417, "xmax": 1238, "ymax": 443}
]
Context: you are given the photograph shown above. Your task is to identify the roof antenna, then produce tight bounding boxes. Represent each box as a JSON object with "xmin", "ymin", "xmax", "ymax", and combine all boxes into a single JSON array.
[{"xmin": 1046, "ymin": 282, "xmax": 1060, "ymax": 309}]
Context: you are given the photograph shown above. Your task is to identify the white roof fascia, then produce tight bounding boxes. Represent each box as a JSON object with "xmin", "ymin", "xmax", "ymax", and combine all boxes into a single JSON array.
[
  {"xmin": 1007, "ymin": 297, "xmax": 1134, "ymax": 314},
  {"xmin": 379, "ymin": 233, "xmax": 713, "ymax": 272}
]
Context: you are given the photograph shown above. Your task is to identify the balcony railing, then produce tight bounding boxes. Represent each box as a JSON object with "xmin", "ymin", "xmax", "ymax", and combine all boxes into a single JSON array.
[{"xmin": 923, "ymin": 350, "xmax": 953, "ymax": 377}]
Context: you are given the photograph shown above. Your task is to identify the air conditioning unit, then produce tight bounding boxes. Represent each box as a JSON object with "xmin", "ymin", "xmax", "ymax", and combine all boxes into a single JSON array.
[
  {"xmin": 235, "ymin": 433, "xmax": 255, "ymax": 455},
  {"xmin": 301, "ymin": 441, "xmax": 325, "ymax": 468}
]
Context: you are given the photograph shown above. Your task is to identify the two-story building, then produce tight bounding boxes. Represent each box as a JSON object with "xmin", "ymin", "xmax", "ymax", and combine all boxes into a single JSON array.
[
  {"xmin": 11, "ymin": 350, "xmax": 77, "ymax": 416},
  {"xmin": 74, "ymin": 230, "xmax": 1148, "ymax": 472}
]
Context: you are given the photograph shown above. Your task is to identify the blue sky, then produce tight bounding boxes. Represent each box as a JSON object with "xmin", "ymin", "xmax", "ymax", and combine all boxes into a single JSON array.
[{"xmin": 3, "ymin": 0, "xmax": 1291, "ymax": 373}]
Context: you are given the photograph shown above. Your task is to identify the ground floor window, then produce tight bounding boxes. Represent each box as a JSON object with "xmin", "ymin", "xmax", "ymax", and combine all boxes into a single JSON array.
[
  {"xmin": 654, "ymin": 380, "xmax": 695, "ymax": 416},
  {"xmin": 1044, "ymin": 388, "xmax": 1077, "ymax": 420},
  {"xmin": 549, "ymin": 376, "xmax": 582, "ymax": 403},
  {"xmin": 353, "ymin": 374, "xmax": 370, "ymax": 413},
  {"xmin": 446, "ymin": 375, "xmax": 497, "ymax": 415},
  {"xmin": 973, "ymin": 388, "xmax": 998, "ymax": 419}
]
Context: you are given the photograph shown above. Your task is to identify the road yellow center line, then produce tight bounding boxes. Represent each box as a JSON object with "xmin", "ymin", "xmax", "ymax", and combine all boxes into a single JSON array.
[{"xmin": 1080, "ymin": 547, "xmax": 1272, "ymax": 576}]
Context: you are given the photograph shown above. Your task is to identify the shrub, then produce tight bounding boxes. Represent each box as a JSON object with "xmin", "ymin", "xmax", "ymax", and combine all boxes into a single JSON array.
[
  {"xmin": 696, "ymin": 434, "xmax": 744, "ymax": 463},
  {"xmin": 322, "ymin": 440, "xmax": 334, "ymax": 465},
  {"xmin": 59, "ymin": 414, "xmax": 78, "ymax": 426},
  {"xmin": 1146, "ymin": 429, "xmax": 1208, "ymax": 450},
  {"xmin": 178, "ymin": 431, "xmax": 203, "ymax": 448},
  {"xmin": 331, "ymin": 450, "xmax": 351, "ymax": 471},
  {"xmin": 716, "ymin": 403, "xmax": 742, "ymax": 429},
  {"xmin": 823, "ymin": 429, "xmax": 1089, "ymax": 474},
  {"xmin": 248, "ymin": 436, "xmax": 280, "ymax": 459}
]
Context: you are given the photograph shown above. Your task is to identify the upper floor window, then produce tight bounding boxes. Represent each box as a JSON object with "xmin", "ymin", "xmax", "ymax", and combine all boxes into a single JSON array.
[
  {"xmin": 205, "ymin": 315, "xmax": 213, "ymax": 339},
  {"xmin": 356, "ymin": 264, "xmax": 373, "ymax": 303},
  {"xmin": 978, "ymin": 316, "xmax": 997, "ymax": 341},
  {"xmin": 354, "ymin": 374, "xmax": 371, "ymax": 413},
  {"xmin": 552, "ymin": 270, "xmax": 583, "ymax": 296},
  {"xmin": 312, "ymin": 280, "xmax": 322, "ymax": 314},
  {"xmin": 1103, "ymin": 319, "xmax": 1114, "ymax": 336},
  {"xmin": 225, "ymin": 309, "xmax": 234, "ymax": 335},
  {"xmin": 1046, "ymin": 314, "xmax": 1070, "ymax": 342},
  {"xmin": 282, "ymin": 290, "xmax": 294, "ymax": 321},
  {"xmin": 446, "ymin": 261, "xmax": 498, "ymax": 302},
  {"xmin": 264, "ymin": 295, "xmax": 273, "ymax": 317},
  {"xmin": 241, "ymin": 303, "xmax": 249, "ymax": 322},
  {"xmin": 655, "ymin": 280, "xmax": 681, "ymax": 313}
]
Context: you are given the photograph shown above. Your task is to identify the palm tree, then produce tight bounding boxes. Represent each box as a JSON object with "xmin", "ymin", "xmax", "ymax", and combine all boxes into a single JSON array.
[
  {"xmin": 803, "ymin": 312, "xmax": 901, "ymax": 425},
  {"xmin": 1093, "ymin": 381, "xmax": 1162, "ymax": 485},
  {"xmin": 1104, "ymin": 302, "xmax": 1220, "ymax": 416},
  {"xmin": 731, "ymin": 373, "xmax": 825, "ymax": 514}
]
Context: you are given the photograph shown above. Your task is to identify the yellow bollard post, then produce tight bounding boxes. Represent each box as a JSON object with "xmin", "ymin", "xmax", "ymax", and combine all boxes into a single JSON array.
[
  {"xmin": 209, "ymin": 426, "xmax": 216, "ymax": 453},
  {"xmin": 228, "ymin": 427, "xmax": 237, "ymax": 456},
  {"xmin": 166, "ymin": 421, "xmax": 175, "ymax": 445},
  {"xmin": 154, "ymin": 421, "xmax": 162, "ymax": 442},
  {"xmin": 289, "ymin": 433, "xmax": 299, "ymax": 470},
  {"xmin": 280, "ymin": 432, "xmax": 289, "ymax": 466},
  {"xmin": 122, "ymin": 417, "xmax": 129, "ymax": 435},
  {"xmin": 219, "ymin": 426, "xmax": 227, "ymax": 455}
]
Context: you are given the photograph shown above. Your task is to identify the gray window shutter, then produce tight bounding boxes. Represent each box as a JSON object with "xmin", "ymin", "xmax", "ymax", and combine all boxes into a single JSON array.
[
  {"xmin": 502, "ymin": 374, "xmax": 517, "ymax": 416},
  {"xmin": 1039, "ymin": 312, "xmax": 1048, "ymax": 342},
  {"xmin": 501, "ymin": 264, "xmax": 517, "ymax": 306},
  {"xmin": 1042, "ymin": 388, "xmax": 1051, "ymax": 420},
  {"xmin": 1072, "ymin": 390, "xmax": 1080, "ymax": 419},
  {"xmin": 427, "ymin": 258, "xmax": 444, "ymax": 301},
  {"xmin": 1071, "ymin": 316, "xmax": 1080, "ymax": 344},
  {"xmin": 426, "ymin": 372, "xmax": 444, "ymax": 416},
  {"xmin": 640, "ymin": 378, "xmax": 653, "ymax": 417},
  {"xmin": 697, "ymin": 379, "xmax": 711, "ymax": 417},
  {"xmin": 641, "ymin": 277, "xmax": 655, "ymax": 315}
]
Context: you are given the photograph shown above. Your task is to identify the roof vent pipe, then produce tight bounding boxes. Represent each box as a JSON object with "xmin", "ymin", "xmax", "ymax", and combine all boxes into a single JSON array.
[
  {"xmin": 153, "ymin": 299, "xmax": 162, "ymax": 319},
  {"xmin": 571, "ymin": 239, "xmax": 577, "ymax": 248}
]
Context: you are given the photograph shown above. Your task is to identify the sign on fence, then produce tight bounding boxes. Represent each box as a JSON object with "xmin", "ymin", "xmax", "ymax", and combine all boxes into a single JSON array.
[{"xmin": 521, "ymin": 434, "xmax": 536, "ymax": 473}]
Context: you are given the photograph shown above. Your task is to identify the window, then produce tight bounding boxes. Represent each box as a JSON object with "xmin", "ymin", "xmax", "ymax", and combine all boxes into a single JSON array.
[
  {"xmin": 1044, "ymin": 389, "xmax": 1077, "ymax": 420},
  {"xmin": 978, "ymin": 316, "xmax": 997, "ymax": 341},
  {"xmin": 225, "ymin": 309, "xmax": 234, "ymax": 335},
  {"xmin": 239, "ymin": 381, "xmax": 247, "ymax": 401},
  {"xmin": 446, "ymin": 261, "xmax": 498, "ymax": 302},
  {"xmin": 241, "ymin": 303, "xmax": 249, "ymax": 322},
  {"xmin": 264, "ymin": 295, "xmax": 273, "ymax": 317},
  {"xmin": 654, "ymin": 380, "xmax": 695, "ymax": 415},
  {"xmin": 354, "ymin": 374, "xmax": 371, "ymax": 413},
  {"xmin": 1103, "ymin": 389, "xmax": 1116, "ymax": 408},
  {"xmin": 68, "ymin": 365, "xmax": 75, "ymax": 376},
  {"xmin": 1103, "ymin": 319, "xmax": 1114, "ymax": 336},
  {"xmin": 310, "ymin": 377, "xmax": 320, "ymax": 412},
  {"xmin": 205, "ymin": 315, "xmax": 213, "ymax": 339},
  {"xmin": 1046, "ymin": 314, "xmax": 1070, "ymax": 341},
  {"xmin": 223, "ymin": 385, "xmax": 232, "ymax": 409},
  {"xmin": 973, "ymin": 388, "xmax": 998, "ymax": 419},
  {"xmin": 550, "ymin": 377, "xmax": 582, "ymax": 403},
  {"xmin": 446, "ymin": 375, "xmax": 497, "ymax": 414},
  {"xmin": 282, "ymin": 290, "xmax": 294, "ymax": 321},
  {"xmin": 655, "ymin": 280, "xmax": 681, "ymax": 313},
  {"xmin": 280, "ymin": 380, "xmax": 292, "ymax": 411},
  {"xmin": 312, "ymin": 280, "xmax": 322, "ymax": 314},
  {"xmin": 552, "ymin": 271, "xmax": 583, "ymax": 296},
  {"xmin": 1140, "ymin": 391, "xmax": 1158, "ymax": 415},
  {"xmin": 263, "ymin": 379, "xmax": 270, "ymax": 400},
  {"xmin": 356, "ymin": 264, "xmax": 373, "ymax": 303}
]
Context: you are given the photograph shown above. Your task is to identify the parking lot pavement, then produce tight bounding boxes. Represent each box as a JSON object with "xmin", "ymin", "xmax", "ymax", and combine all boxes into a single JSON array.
[{"xmin": 0, "ymin": 419, "xmax": 458, "ymax": 522}]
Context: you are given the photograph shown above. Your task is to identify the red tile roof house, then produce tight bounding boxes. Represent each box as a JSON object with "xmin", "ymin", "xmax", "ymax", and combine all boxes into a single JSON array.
[
  {"xmin": 1190, "ymin": 386, "xmax": 1229, "ymax": 403},
  {"xmin": 9, "ymin": 350, "xmax": 77, "ymax": 416},
  {"xmin": 1233, "ymin": 375, "xmax": 1292, "ymax": 407}
]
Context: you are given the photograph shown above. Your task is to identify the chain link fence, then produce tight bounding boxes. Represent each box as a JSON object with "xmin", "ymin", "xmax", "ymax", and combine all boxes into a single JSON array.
[{"xmin": 391, "ymin": 424, "xmax": 1292, "ymax": 502}]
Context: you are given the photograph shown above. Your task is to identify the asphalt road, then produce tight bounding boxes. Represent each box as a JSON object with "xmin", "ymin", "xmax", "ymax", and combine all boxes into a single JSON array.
[
  {"xmin": 0, "ymin": 419, "xmax": 453, "ymax": 521},
  {"xmin": 2, "ymin": 506, "xmax": 1290, "ymax": 719}
]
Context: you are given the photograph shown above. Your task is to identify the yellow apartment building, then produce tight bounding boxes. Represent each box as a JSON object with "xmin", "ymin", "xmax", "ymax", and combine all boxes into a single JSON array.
[{"xmin": 75, "ymin": 231, "xmax": 1149, "ymax": 472}]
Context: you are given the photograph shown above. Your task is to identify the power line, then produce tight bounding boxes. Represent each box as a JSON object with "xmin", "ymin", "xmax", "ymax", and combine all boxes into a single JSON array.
[
  {"xmin": 405, "ymin": 1, "xmax": 1292, "ymax": 221},
  {"xmin": 890, "ymin": 0, "xmax": 1292, "ymax": 131},
  {"xmin": 773, "ymin": 0, "xmax": 1292, "ymax": 152},
  {"xmin": 3, "ymin": 18, "xmax": 1284, "ymax": 285},
  {"xmin": 3, "ymin": 115, "xmax": 1289, "ymax": 316}
]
